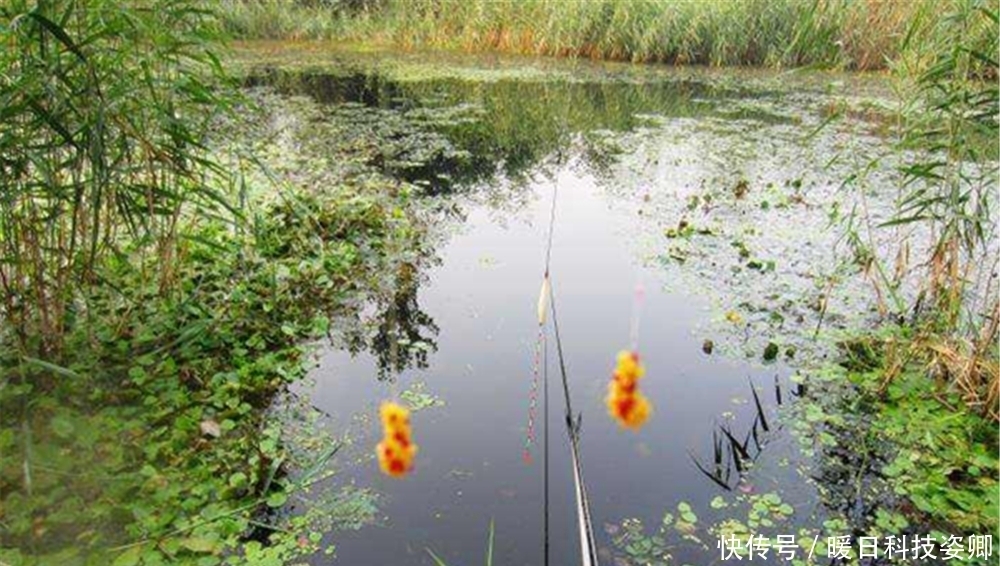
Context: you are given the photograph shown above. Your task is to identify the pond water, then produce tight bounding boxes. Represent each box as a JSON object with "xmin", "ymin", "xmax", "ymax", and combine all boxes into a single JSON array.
[{"xmin": 234, "ymin": 43, "xmax": 907, "ymax": 565}]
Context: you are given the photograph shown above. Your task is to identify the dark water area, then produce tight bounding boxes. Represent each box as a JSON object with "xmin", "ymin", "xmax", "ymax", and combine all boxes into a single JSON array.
[
  {"xmin": 305, "ymin": 172, "xmax": 797, "ymax": 565},
  {"xmin": 239, "ymin": 50, "xmax": 905, "ymax": 565}
]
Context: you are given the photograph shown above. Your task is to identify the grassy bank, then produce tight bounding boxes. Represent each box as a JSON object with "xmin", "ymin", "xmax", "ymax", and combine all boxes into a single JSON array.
[
  {"xmin": 0, "ymin": 185, "xmax": 417, "ymax": 564},
  {"xmin": 794, "ymin": 331, "xmax": 999, "ymax": 546},
  {"xmin": 219, "ymin": 0, "xmax": 998, "ymax": 73},
  {"xmin": 0, "ymin": 2, "xmax": 420, "ymax": 564}
]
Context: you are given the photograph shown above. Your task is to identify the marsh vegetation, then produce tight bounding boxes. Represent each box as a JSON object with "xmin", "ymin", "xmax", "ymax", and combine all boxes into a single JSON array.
[{"xmin": 1, "ymin": 1, "xmax": 997, "ymax": 566}]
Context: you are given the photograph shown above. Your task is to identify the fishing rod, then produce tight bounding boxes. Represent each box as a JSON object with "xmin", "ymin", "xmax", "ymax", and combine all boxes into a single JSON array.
[
  {"xmin": 535, "ymin": 163, "xmax": 599, "ymax": 566},
  {"xmin": 549, "ymin": 280, "xmax": 600, "ymax": 566}
]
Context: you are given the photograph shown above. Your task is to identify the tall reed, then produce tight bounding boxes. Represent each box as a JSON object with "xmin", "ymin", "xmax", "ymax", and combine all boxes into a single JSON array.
[
  {"xmin": 844, "ymin": 1, "xmax": 998, "ymax": 417},
  {"xmin": 0, "ymin": 0, "xmax": 237, "ymax": 359},
  {"xmin": 220, "ymin": 0, "xmax": 998, "ymax": 73}
]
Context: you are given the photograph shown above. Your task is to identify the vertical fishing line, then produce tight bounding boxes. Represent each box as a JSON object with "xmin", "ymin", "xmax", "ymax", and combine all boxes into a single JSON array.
[
  {"xmin": 522, "ymin": 326, "xmax": 544, "ymax": 464},
  {"xmin": 543, "ymin": 316, "xmax": 550, "ymax": 566},
  {"xmin": 541, "ymin": 177, "xmax": 558, "ymax": 566},
  {"xmin": 629, "ymin": 279, "xmax": 646, "ymax": 352}
]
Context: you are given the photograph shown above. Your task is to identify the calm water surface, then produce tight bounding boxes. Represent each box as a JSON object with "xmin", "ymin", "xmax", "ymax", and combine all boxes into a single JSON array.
[
  {"xmin": 305, "ymin": 171, "xmax": 794, "ymax": 565},
  {"xmin": 240, "ymin": 45, "xmax": 899, "ymax": 565}
]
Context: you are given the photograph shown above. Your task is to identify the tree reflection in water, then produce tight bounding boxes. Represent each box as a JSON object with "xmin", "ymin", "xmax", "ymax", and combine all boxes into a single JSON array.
[{"xmin": 345, "ymin": 260, "xmax": 439, "ymax": 381}]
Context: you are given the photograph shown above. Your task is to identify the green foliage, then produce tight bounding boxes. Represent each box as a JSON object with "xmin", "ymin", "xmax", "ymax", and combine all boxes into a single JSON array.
[
  {"xmin": 0, "ymin": 8, "xmax": 438, "ymax": 560},
  {"xmin": 0, "ymin": 181, "xmax": 414, "ymax": 563},
  {"xmin": 216, "ymin": 0, "xmax": 353, "ymax": 40},
  {"xmin": 853, "ymin": 367, "xmax": 1000, "ymax": 535},
  {"xmin": 891, "ymin": 1, "xmax": 999, "ymax": 333},
  {"xmin": 0, "ymin": 0, "xmax": 237, "ymax": 356},
  {"xmin": 400, "ymin": 381, "xmax": 444, "ymax": 411},
  {"xmin": 834, "ymin": 0, "xmax": 998, "ymax": 416},
  {"xmin": 220, "ymin": 0, "xmax": 998, "ymax": 73},
  {"xmin": 610, "ymin": 517, "xmax": 671, "ymax": 566},
  {"xmin": 746, "ymin": 492, "xmax": 794, "ymax": 530},
  {"xmin": 790, "ymin": 345, "xmax": 998, "ymax": 549},
  {"xmin": 607, "ymin": 490, "xmax": 809, "ymax": 565}
]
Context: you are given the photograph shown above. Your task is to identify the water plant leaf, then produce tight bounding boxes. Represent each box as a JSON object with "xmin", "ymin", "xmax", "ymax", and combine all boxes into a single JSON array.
[
  {"xmin": 266, "ymin": 491, "xmax": 288, "ymax": 508},
  {"xmin": 50, "ymin": 414, "xmax": 75, "ymax": 439},
  {"xmin": 111, "ymin": 545, "xmax": 144, "ymax": 566},
  {"xmin": 762, "ymin": 342, "xmax": 779, "ymax": 361},
  {"xmin": 179, "ymin": 536, "xmax": 219, "ymax": 554}
]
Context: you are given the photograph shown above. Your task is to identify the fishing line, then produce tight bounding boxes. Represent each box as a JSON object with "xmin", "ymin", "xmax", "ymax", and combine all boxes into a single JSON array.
[
  {"xmin": 544, "ymin": 172, "xmax": 559, "ymax": 275},
  {"xmin": 541, "ymin": 171, "xmax": 558, "ymax": 566},
  {"xmin": 629, "ymin": 279, "xmax": 646, "ymax": 352},
  {"xmin": 522, "ymin": 170, "xmax": 560, "ymax": 563},
  {"xmin": 526, "ymin": 152, "xmax": 599, "ymax": 566},
  {"xmin": 522, "ymin": 325, "xmax": 544, "ymax": 464},
  {"xmin": 540, "ymin": 163, "xmax": 599, "ymax": 566},
  {"xmin": 538, "ymin": 159, "xmax": 563, "ymax": 566},
  {"xmin": 543, "ymin": 314, "xmax": 550, "ymax": 566}
]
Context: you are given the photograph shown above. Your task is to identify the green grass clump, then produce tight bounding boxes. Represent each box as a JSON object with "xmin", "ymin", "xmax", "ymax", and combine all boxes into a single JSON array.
[
  {"xmin": 216, "ymin": 0, "xmax": 349, "ymax": 39},
  {"xmin": 0, "ymin": 186, "xmax": 417, "ymax": 564},
  {"xmin": 810, "ymin": 326, "xmax": 999, "ymax": 539},
  {"xmin": 853, "ymin": 363, "xmax": 999, "ymax": 536},
  {"xmin": 1, "ymin": 0, "xmax": 236, "ymax": 357},
  {"xmin": 0, "ymin": 2, "xmax": 417, "ymax": 563},
  {"xmin": 219, "ymin": 0, "xmax": 998, "ymax": 74}
]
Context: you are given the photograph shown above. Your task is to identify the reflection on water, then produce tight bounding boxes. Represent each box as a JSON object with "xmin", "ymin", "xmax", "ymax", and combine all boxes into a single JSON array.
[
  {"xmin": 343, "ymin": 261, "xmax": 440, "ymax": 382},
  {"xmin": 303, "ymin": 169, "xmax": 796, "ymax": 566},
  {"xmin": 244, "ymin": 67, "xmax": 794, "ymax": 195},
  {"xmin": 691, "ymin": 378, "xmax": 788, "ymax": 492},
  {"xmin": 240, "ymin": 52, "xmax": 902, "ymax": 565}
]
